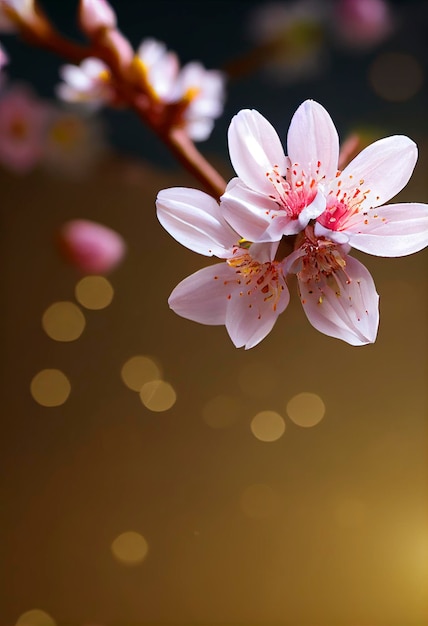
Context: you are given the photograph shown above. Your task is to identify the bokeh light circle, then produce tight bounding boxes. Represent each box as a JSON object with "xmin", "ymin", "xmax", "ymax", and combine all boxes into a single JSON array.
[
  {"xmin": 30, "ymin": 369, "xmax": 71, "ymax": 407},
  {"xmin": 42, "ymin": 301, "xmax": 85, "ymax": 341},
  {"xmin": 75, "ymin": 275, "xmax": 114, "ymax": 310},
  {"xmin": 369, "ymin": 52, "xmax": 424, "ymax": 102},
  {"xmin": 111, "ymin": 531, "xmax": 149, "ymax": 565},
  {"xmin": 286, "ymin": 392, "xmax": 325, "ymax": 427},
  {"xmin": 140, "ymin": 380, "xmax": 176, "ymax": 412},
  {"xmin": 16, "ymin": 609, "xmax": 56, "ymax": 626},
  {"xmin": 121, "ymin": 355, "xmax": 161, "ymax": 391},
  {"xmin": 251, "ymin": 410, "xmax": 286, "ymax": 442}
]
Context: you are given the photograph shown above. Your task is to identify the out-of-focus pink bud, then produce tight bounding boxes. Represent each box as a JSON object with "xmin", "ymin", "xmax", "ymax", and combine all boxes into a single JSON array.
[
  {"xmin": 78, "ymin": 0, "xmax": 117, "ymax": 38},
  {"xmin": 334, "ymin": 0, "xmax": 395, "ymax": 49},
  {"xmin": 57, "ymin": 219, "xmax": 127, "ymax": 274},
  {"xmin": 0, "ymin": 0, "xmax": 49, "ymax": 34},
  {"xmin": 0, "ymin": 42, "xmax": 9, "ymax": 68},
  {"xmin": 98, "ymin": 28, "xmax": 134, "ymax": 69}
]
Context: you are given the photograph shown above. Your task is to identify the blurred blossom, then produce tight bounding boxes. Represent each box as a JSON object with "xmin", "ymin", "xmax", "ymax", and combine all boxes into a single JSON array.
[
  {"xmin": 0, "ymin": 83, "xmax": 49, "ymax": 173},
  {"xmin": 97, "ymin": 27, "xmax": 134, "ymax": 68},
  {"xmin": 134, "ymin": 38, "xmax": 226, "ymax": 141},
  {"xmin": 57, "ymin": 219, "xmax": 126, "ymax": 274},
  {"xmin": 0, "ymin": 0, "xmax": 38, "ymax": 32},
  {"xmin": 0, "ymin": 40, "xmax": 8, "ymax": 90},
  {"xmin": 42, "ymin": 108, "xmax": 107, "ymax": 178},
  {"xmin": 78, "ymin": 0, "xmax": 117, "ymax": 38},
  {"xmin": 242, "ymin": 0, "xmax": 328, "ymax": 83},
  {"xmin": 56, "ymin": 57, "xmax": 114, "ymax": 111},
  {"xmin": 134, "ymin": 38, "xmax": 180, "ymax": 100},
  {"xmin": 332, "ymin": 0, "xmax": 395, "ymax": 50},
  {"xmin": 0, "ymin": 41, "xmax": 8, "ymax": 68},
  {"xmin": 170, "ymin": 60, "xmax": 226, "ymax": 141}
]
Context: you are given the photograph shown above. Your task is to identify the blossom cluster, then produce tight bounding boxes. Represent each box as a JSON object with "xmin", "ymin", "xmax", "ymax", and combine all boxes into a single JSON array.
[
  {"xmin": 157, "ymin": 100, "xmax": 428, "ymax": 348},
  {"xmin": 0, "ymin": 0, "xmax": 226, "ymax": 142}
]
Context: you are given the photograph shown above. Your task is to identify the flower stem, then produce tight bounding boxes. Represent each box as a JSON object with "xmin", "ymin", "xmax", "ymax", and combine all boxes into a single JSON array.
[{"xmin": 164, "ymin": 128, "xmax": 227, "ymax": 200}]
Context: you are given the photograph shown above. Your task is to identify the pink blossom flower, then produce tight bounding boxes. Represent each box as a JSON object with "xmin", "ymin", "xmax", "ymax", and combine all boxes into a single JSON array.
[
  {"xmin": 221, "ymin": 100, "xmax": 336, "ymax": 240},
  {"xmin": 243, "ymin": 0, "xmax": 328, "ymax": 84},
  {"xmin": 157, "ymin": 99, "xmax": 428, "ymax": 347},
  {"xmin": 135, "ymin": 38, "xmax": 225, "ymax": 141},
  {"xmin": 0, "ymin": 84, "xmax": 49, "ymax": 173},
  {"xmin": 156, "ymin": 187, "xmax": 289, "ymax": 349},
  {"xmin": 169, "ymin": 61, "xmax": 225, "ymax": 142},
  {"xmin": 42, "ymin": 108, "xmax": 107, "ymax": 178},
  {"xmin": 57, "ymin": 219, "xmax": 126, "ymax": 274},
  {"xmin": 332, "ymin": 0, "xmax": 395, "ymax": 50},
  {"xmin": 56, "ymin": 57, "xmax": 114, "ymax": 110},
  {"xmin": 303, "ymin": 106, "xmax": 428, "ymax": 257},
  {"xmin": 78, "ymin": 0, "xmax": 117, "ymax": 38},
  {"xmin": 285, "ymin": 225, "xmax": 379, "ymax": 345},
  {"xmin": 135, "ymin": 38, "xmax": 180, "ymax": 100}
]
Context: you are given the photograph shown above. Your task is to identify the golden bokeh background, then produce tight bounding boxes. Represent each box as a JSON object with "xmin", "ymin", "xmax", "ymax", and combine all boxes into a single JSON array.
[{"xmin": 1, "ymin": 1, "xmax": 427, "ymax": 625}]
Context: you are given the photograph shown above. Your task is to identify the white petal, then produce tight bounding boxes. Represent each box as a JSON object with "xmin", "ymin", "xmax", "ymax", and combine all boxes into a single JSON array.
[
  {"xmin": 225, "ymin": 273, "xmax": 289, "ymax": 349},
  {"xmin": 81, "ymin": 57, "xmax": 108, "ymax": 79},
  {"xmin": 137, "ymin": 38, "xmax": 167, "ymax": 67},
  {"xmin": 60, "ymin": 65, "xmax": 92, "ymax": 90},
  {"xmin": 338, "ymin": 135, "xmax": 417, "ymax": 209},
  {"xmin": 345, "ymin": 202, "xmax": 428, "ymax": 257},
  {"xmin": 296, "ymin": 190, "xmax": 327, "ymax": 230},
  {"xmin": 287, "ymin": 99, "xmax": 339, "ymax": 181},
  {"xmin": 298, "ymin": 256, "xmax": 379, "ymax": 346},
  {"xmin": 156, "ymin": 187, "xmax": 238, "ymax": 257},
  {"xmin": 168, "ymin": 263, "xmax": 231, "ymax": 325},
  {"xmin": 221, "ymin": 178, "xmax": 278, "ymax": 242},
  {"xmin": 185, "ymin": 119, "xmax": 213, "ymax": 142},
  {"xmin": 227, "ymin": 109, "xmax": 288, "ymax": 194},
  {"xmin": 248, "ymin": 241, "xmax": 279, "ymax": 264},
  {"xmin": 314, "ymin": 222, "xmax": 350, "ymax": 245}
]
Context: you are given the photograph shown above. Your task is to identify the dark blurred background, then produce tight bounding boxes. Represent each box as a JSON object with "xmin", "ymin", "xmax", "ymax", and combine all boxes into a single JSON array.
[{"xmin": 1, "ymin": 1, "xmax": 427, "ymax": 625}]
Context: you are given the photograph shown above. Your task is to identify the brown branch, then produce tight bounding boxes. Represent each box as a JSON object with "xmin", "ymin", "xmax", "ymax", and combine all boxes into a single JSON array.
[{"xmin": 162, "ymin": 128, "xmax": 227, "ymax": 200}]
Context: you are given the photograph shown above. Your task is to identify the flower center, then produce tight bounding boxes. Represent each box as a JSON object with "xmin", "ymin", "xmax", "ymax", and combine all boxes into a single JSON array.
[
  {"xmin": 318, "ymin": 174, "xmax": 375, "ymax": 231},
  {"xmin": 266, "ymin": 162, "xmax": 319, "ymax": 219},
  {"xmin": 225, "ymin": 247, "xmax": 284, "ymax": 312},
  {"xmin": 294, "ymin": 226, "xmax": 348, "ymax": 284},
  {"xmin": 10, "ymin": 117, "xmax": 28, "ymax": 140}
]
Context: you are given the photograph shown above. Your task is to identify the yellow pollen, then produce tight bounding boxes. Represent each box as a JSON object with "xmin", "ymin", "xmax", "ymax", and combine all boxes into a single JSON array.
[{"xmin": 183, "ymin": 86, "xmax": 201, "ymax": 102}]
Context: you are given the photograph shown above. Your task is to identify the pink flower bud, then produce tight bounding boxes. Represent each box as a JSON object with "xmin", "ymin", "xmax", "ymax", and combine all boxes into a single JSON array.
[
  {"xmin": 334, "ymin": 0, "xmax": 395, "ymax": 49},
  {"xmin": 78, "ymin": 0, "xmax": 117, "ymax": 37},
  {"xmin": 57, "ymin": 219, "xmax": 126, "ymax": 274},
  {"xmin": 98, "ymin": 28, "xmax": 134, "ymax": 69},
  {"xmin": 0, "ymin": 42, "xmax": 8, "ymax": 69}
]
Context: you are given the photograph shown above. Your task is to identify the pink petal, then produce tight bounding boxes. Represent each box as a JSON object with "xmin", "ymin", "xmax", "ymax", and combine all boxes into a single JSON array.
[
  {"xmin": 78, "ymin": 0, "xmax": 117, "ymax": 36},
  {"xmin": 156, "ymin": 187, "xmax": 237, "ymax": 257},
  {"xmin": 221, "ymin": 178, "xmax": 278, "ymax": 242},
  {"xmin": 287, "ymin": 99, "xmax": 340, "ymax": 182},
  {"xmin": 338, "ymin": 135, "xmax": 417, "ymax": 210},
  {"xmin": 168, "ymin": 263, "xmax": 231, "ymax": 325},
  {"xmin": 344, "ymin": 202, "xmax": 428, "ymax": 256},
  {"xmin": 298, "ymin": 255, "xmax": 379, "ymax": 345},
  {"xmin": 227, "ymin": 109, "xmax": 288, "ymax": 195},
  {"xmin": 57, "ymin": 219, "xmax": 126, "ymax": 274},
  {"xmin": 225, "ymin": 271, "xmax": 289, "ymax": 349}
]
